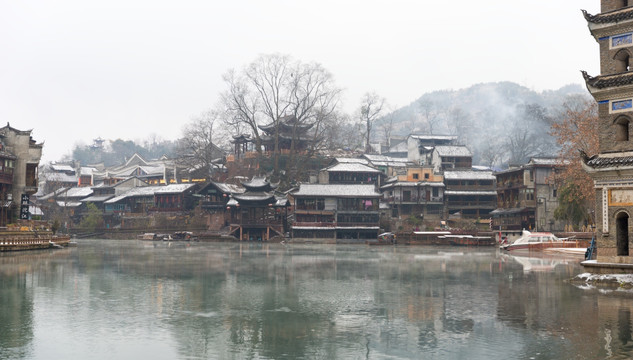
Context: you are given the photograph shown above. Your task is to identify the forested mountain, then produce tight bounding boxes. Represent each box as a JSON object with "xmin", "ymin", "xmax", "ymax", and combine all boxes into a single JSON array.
[{"xmin": 378, "ymin": 82, "xmax": 589, "ymax": 168}]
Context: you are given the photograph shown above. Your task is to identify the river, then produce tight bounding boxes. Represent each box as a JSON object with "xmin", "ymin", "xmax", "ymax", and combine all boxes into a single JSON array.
[{"xmin": 0, "ymin": 240, "xmax": 631, "ymax": 359}]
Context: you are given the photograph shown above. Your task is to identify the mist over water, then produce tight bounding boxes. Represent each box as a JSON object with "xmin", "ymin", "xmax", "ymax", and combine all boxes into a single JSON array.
[{"xmin": 0, "ymin": 240, "xmax": 631, "ymax": 359}]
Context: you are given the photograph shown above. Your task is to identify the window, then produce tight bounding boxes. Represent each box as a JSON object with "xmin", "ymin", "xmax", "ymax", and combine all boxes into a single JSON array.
[
  {"xmin": 620, "ymin": 0, "xmax": 630, "ymax": 9},
  {"xmin": 424, "ymin": 173, "xmax": 429, "ymax": 179},
  {"xmin": 552, "ymin": 188, "xmax": 557, "ymax": 198},
  {"xmin": 616, "ymin": 116, "xmax": 630, "ymax": 141},
  {"xmin": 413, "ymin": 173, "xmax": 419, "ymax": 180},
  {"xmin": 615, "ymin": 49, "xmax": 631, "ymax": 72}
]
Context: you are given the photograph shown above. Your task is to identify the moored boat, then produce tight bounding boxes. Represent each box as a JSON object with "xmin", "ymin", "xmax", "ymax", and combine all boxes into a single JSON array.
[
  {"xmin": 445, "ymin": 234, "xmax": 496, "ymax": 246},
  {"xmin": 367, "ymin": 232, "xmax": 397, "ymax": 245},
  {"xmin": 500, "ymin": 230, "xmax": 589, "ymax": 252}
]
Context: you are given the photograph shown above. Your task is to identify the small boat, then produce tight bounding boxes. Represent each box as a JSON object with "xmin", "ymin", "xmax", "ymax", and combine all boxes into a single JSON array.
[
  {"xmin": 500, "ymin": 230, "xmax": 588, "ymax": 251},
  {"xmin": 367, "ymin": 232, "xmax": 397, "ymax": 245},
  {"xmin": 445, "ymin": 234, "xmax": 496, "ymax": 246}
]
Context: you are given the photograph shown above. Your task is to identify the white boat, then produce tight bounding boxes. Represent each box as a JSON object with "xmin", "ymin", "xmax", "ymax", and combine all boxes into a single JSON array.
[{"xmin": 500, "ymin": 230, "xmax": 588, "ymax": 252}]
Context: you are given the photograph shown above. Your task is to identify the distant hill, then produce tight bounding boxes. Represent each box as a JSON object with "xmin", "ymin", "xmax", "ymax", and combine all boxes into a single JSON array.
[{"xmin": 379, "ymin": 82, "xmax": 589, "ymax": 167}]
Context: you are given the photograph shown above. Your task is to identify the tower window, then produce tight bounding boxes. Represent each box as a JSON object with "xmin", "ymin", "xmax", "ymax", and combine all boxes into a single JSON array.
[
  {"xmin": 615, "ymin": 50, "xmax": 631, "ymax": 72},
  {"xmin": 616, "ymin": 116, "xmax": 630, "ymax": 141},
  {"xmin": 621, "ymin": 0, "xmax": 630, "ymax": 8}
]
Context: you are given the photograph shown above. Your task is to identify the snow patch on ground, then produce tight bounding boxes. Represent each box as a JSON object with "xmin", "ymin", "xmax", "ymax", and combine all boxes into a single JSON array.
[{"xmin": 571, "ymin": 273, "xmax": 633, "ymax": 291}]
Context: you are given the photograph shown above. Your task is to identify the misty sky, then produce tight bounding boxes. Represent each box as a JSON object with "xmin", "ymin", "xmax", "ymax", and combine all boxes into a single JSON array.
[{"xmin": 0, "ymin": 0, "xmax": 600, "ymax": 162}]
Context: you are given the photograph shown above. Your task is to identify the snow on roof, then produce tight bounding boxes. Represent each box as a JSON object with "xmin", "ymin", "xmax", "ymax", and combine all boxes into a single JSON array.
[
  {"xmin": 81, "ymin": 194, "xmax": 115, "ymax": 202},
  {"xmin": 529, "ymin": 157, "xmax": 559, "ymax": 166},
  {"xmin": 51, "ymin": 164, "xmax": 74, "ymax": 172},
  {"xmin": 409, "ymin": 134, "xmax": 457, "ymax": 141},
  {"xmin": 434, "ymin": 145, "xmax": 472, "ymax": 157},
  {"xmin": 105, "ymin": 186, "xmax": 158, "ymax": 204},
  {"xmin": 293, "ymin": 184, "xmax": 380, "ymax": 197},
  {"xmin": 326, "ymin": 163, "xmax": 381, "ymax": 173},
  {"xmin": 37, "ymin": 188, "xmax": 68, "ymax": 201},
  {"xmin": 80, "ymin": 167, "xmax": 98, "ymax": 175},
  {"xmin": 363, "ymin": 154, "xmax": 411, "ymax": 167},
  {"xmin": 154, "ymin": 184, "xmax": 196, "ymax": 194},
  {"xmin": 56, "ymin": 200, "xmax": 82, "ymax": 207},
  {"xmin": 443, "ymin": 170, "xmax": 495, "ymax": 180},
  {"xmin": 335, "ymin": 157, "xmax": 369, "ymax": 164},
  {"xmin": 241, "ymin": 176, "xmax": 273, "ymax": 188},
  {"xmin": 44, "ymin": 172, "xmax": 78, "ymax": 183},
  {"xmin": 64, "ymin": 187, "xmax": 94, "ymax": 198},
  {"xmin": 213, "ymin": 182, "xmax": 245, "ymax": 194}
]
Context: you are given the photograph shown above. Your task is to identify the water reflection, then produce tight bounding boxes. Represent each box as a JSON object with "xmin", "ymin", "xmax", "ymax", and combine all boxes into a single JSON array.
[{"xmin": 0, "ymin": 241, "xmax": 632, "ymax": 359}]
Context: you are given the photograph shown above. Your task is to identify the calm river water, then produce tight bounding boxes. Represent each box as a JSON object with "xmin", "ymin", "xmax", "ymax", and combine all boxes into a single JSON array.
[{"xmin": 0, "ymin": 240, "xmax": 632, "ymax": 359}]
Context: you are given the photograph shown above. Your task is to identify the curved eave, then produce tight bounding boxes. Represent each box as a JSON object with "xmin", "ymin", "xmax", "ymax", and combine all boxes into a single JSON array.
[
  {"xmin": 581, "ymin": 71, "xmax": 633, "ymax": 101},
  {"xmin": 582, "ymin": 155, "xmax": 633, "ymax": 174},
  {"xmin": 583, "ymin": 8, "xmax": 633, "ymax": 39},
  {"xmin": 583, "ymin": 7, "xmax": 633, "ymax": 25}
]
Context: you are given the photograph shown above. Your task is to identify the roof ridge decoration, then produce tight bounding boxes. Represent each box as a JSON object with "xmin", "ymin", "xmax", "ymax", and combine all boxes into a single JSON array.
[{"xmin": 582, "ymin": 7, "xmax": 633, "ymax": 24}]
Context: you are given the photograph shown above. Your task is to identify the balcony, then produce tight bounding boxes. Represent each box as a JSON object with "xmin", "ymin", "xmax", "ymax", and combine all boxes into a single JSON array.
[{"xmin": 293, "ymin": 222, "xmax": 336, "ymax": 228}]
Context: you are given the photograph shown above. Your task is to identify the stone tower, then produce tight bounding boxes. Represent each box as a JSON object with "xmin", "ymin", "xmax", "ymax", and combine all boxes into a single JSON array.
[{"xmin": 582, "ymin": 2, "xmax": 633, "ymax": 264}]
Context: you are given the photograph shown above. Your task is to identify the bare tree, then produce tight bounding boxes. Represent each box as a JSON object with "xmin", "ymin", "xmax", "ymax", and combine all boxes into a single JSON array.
[
  {"xmin": 178, "ymin": 110, "xmax": 223, "ymax": 176},
  {"xmin": 219, "ymin": 54, "xmax": 341, "ymax": 173},
  {"xmin": 447, "ymin": 106, "xmax": 471, "ymax": 145},
  {"xmin": 358, "ymin": 92, "xmax": 385, "ymax": 153},
  {"xmin": 418, "ymin": 100, "xmax": 441, "ymax": 134},
  {"xmin": 380, "ymin": 110, "xmax": 395, "ymax": 147}
]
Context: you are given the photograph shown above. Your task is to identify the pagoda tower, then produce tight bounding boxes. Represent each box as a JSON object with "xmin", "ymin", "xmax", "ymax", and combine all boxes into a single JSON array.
[{"xmin": 582, "ymin": 1, "xmax": 633, "ymax": 266}]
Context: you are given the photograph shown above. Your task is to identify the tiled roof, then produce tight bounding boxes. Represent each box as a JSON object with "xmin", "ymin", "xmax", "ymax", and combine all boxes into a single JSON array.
[
  {"xmin": 443, "ymin": 170, "xmax": 495, "ymax": 180},
  {"xmin": 434, "ymin": 145, "xmax": 471, "ymax": 157},
  {"xmin": 409, "ymin": 134, "xmax": 457, "ymax": 141},
  {"xmin": 105, "ymin": 186, "xmax": 158, "ymax": 204},
  {"xmin": 232, "ymin": 192, "xmax": 275, "ymax": 202},
  {"xmin": 582, "ymin": 8, "xmax": 633, "ymax": 24},
  {"xmin": 293, "ymin": 184, "xmax": 380, "ymax": 197},
  {"xmin": 326, "ymin": 163, "xmax": 381, "ymax": 173},
  {"xmin": 64, "ymin": 187, "xmax": 94, "ymax": 198},
  {"xmin": 81, "ymin": 195, "xmax": 115, "ymax": 203},
  {"xmin": 51, "ymin": 164, "xmax": 74, "ymax": 172},
  {"xmin": 213, "ymin": 182, "xmax": 245, "ymax": 194},
  {"xmin": 241, "ymin": 176, "xmax": 272, "ymax": 189},
  {"xmin": 335, "ymin": 157, "xmax": 369, "ymax": 164},
  {"xmin": 529, "ymin": 157, "xmax": 559, "ymax": 166},
  {"xmin": 582, "ymin": 70, "xmax": 633, "ymax": 89},
  {"xmin": 37, "ymin": 188, "xmax": 68, "ymax": 201},
  {"xmin": 154, "ymin": 184, "xmax": 196, "ymax": 194},
  {"xmin": 43, "ymin": 172, "xmax": 78, "ymax": 183},
  {"xmin": 585, "ymin": 153, "xmax": 633, "ymax": 169}
]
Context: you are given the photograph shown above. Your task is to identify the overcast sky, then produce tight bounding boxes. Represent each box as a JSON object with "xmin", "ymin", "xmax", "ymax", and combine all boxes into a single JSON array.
[{"xmin": 0, "ymin": 0, "xmax": 600, "ymax": 162}]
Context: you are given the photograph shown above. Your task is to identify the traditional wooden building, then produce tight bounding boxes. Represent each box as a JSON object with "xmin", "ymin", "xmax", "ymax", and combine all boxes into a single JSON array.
[
  {"xmin": 226, "ymin": 176, "xmax": 288, "ymax": 241},
  {"xmin": 407, "ymin": 134, "xmax": 458, "ymax": 165},
  {"xmin": 582, "ymin": 2, "xmax": 633, "ymax": 267},
  {"xmin": 492, "ymin": 158, "xmax": 563, "ymax": 237},
  {"xmin": 443, "ymin": 170, "xmax": 496, "ymax": 222},
  {"xmin": 152, "ymin": 184, "xmax": 199, "ymax": 212},
  {"xmin": 291, "ymin": 184, "xmax": 381, "ymax": 243},
  {"xmin": 318, "ymin": 162, "xmax": 382, "ymax": 186},
  {"xmin": 258, "ymin": 115, "xmax": 317, "ymax": 153},
  {"xmin": 380, "ymin": 167, "xmax": 444, "ymax": 220}
]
